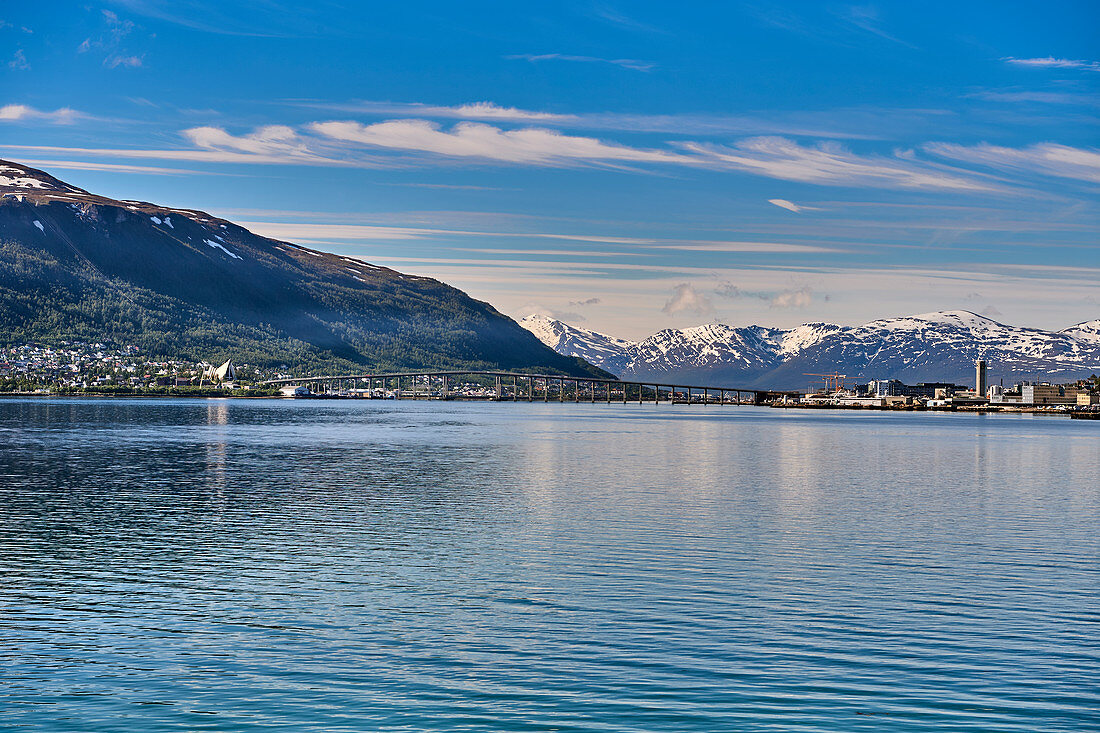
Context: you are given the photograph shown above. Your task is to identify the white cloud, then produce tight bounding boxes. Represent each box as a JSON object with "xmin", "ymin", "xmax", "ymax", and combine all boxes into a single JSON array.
[
  {"xmin": 309, "ymin": 119, "xmax": 693, "ymax": 165},
  {"xmin": 180, "ymin": 125, "xmax": 346, "ymax": 164},
  {"xmin": 0, "ymin": 104, "xmax": 80, "ymax": 124},
  {"xmin": 506, "ymin": 53, "xmax": 655, "ymax": 72},
  {"xmin": 105, "ymin": 54, "xmax": 143, "ymax": 68},
  {"xmin": 290, "ymin": 99, "xmax": 884, "ymax": 139},
  {"xmin": 1002, "ymin": 56, "xmax": 1100, "ymax": 72},
  {"xmin": 713, "ymin": 281, "xmax": 818, "ymax": 308},
  {"xmin": 769, "ymin": 198, "xmax": 804, "ymax": 213},
  {"xmin": 302, "ymin": 100, "xmax": 578, "ymax": 123},
  {"xmin": 185, "ymin": 124, "xmax": 299, "ymax": 155},
  {"xmin": 685, "ymin": 136, "xmax": 996, "ymax": 191},
  {"xmin": 449, "ymin": 102, "xmax": 574, "ymax": 122},
  {"xmin": 516, "ymin": 303, "xmax": 588, "ymax": 322},
  {"xmin": 661, "ymin": 283, "xmax": 715, "ymax": 317},
  {"xmin": 924, "ymin": 142, "xmax": 1100, "ymax": 184},
  {"xmin": 770, "ymin": 286, "xmax": 814, "ymax": 309},
  {"xmin": 767, "ymin": 198, "xmax": 824, "ymax": 213}
]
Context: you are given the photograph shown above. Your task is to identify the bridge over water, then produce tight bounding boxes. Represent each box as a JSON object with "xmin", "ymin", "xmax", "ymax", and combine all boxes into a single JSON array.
[{"xmin": 259, "ymin": 370, "xmax": 797, "ymax": 405}]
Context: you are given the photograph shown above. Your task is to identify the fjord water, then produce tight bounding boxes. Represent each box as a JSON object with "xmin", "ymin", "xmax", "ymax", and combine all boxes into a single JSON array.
[{"xmin": 1, "ymin": 399, "xmax": 1097, "ymax": 732}]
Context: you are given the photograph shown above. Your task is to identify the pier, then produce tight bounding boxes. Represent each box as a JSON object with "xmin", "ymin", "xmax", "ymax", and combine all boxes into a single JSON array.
[{"xmin": 259, "ymin": 370, "xmax": 796, "ymax": 405}]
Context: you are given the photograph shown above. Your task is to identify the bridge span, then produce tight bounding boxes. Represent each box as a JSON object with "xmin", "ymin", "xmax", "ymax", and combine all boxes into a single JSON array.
[{"xmin": 259, "ymin": 370, "xmax": 797, "ymax": 405}]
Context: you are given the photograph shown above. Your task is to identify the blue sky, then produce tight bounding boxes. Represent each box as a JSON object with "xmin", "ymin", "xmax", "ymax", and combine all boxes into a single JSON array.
[{"xmin": 2, "ymin": 1, "xmax": 1098, "ymax": 338}]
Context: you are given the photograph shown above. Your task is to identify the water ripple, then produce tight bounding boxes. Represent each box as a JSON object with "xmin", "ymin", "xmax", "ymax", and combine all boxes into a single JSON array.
[{"xmin": 1, "ymin": 398, "xmax": 1098, "ymax": 732}]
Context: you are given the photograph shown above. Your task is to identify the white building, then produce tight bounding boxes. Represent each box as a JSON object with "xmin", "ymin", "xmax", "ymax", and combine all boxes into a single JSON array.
[{"xmin": 202, "ymin": 359, "xmax": 237, "ymax": 384}]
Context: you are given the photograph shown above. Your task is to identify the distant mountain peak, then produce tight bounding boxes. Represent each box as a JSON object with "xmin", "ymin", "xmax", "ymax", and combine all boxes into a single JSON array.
[
  {"xmin": 518, "ymin": 314, "xmax": 634, "ymax": 375},
  {"xmin": 1062, "ymin": 319, "xmax": 1100, "ymax": 344},
  {"xmin": 521, "ymin": 311, "xmax": 1100, "ymax": 388},
  {"xmin": 869, "ymin": 309, "xmax": 1005, "ymax": 329}
]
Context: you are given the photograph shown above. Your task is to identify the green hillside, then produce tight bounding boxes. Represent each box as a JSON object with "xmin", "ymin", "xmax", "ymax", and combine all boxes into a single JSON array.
[{"xmin": 0, "ymin": 160, "xmax": 609, "ymax": 377}]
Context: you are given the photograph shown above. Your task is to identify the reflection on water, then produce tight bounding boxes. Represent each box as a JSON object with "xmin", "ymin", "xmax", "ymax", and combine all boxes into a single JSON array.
[{"xmin": 1, "ymin": 398, "xmax": 1098, "ymax": 732}]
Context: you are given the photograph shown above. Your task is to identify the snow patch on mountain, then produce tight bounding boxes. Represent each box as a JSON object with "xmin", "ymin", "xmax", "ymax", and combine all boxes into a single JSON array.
[
  {"xmin": 0, "ymin": 163, "xmax": 84, "ymax": 194},
  {"xmin": 775, "ymin": 323, "xmax": 843, "ymax": 356},
  {"xmin": 204, "ymin": 239, "xmax": 241, "ymax": 259}
]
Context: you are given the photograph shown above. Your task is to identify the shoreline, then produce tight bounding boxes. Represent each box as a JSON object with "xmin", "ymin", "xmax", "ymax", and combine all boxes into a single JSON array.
[{"xmin": 2, "ymin": 391, "xmax": 1094, "ymax": 417}]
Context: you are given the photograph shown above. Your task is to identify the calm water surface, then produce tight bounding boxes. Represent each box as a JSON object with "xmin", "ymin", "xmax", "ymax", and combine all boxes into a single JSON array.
[{"xmin": 1, "ymin": 397, "xmax": 1098, "ymax": 732}]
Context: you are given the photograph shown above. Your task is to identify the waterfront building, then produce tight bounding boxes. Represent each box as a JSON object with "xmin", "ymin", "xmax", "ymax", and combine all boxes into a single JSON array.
[
  {"xmin": 202, "ymin": 359, "xmax": 237, "ymax": 384},
  {"xmin": 909, "ymin": 382, "xmax": 966, "ymax": 399},
  {"xmin": 1021, "ymin": 384, "xmax": 1079, "ymax": 406},
  {"xmin": 867, "ymin": 379, "xmax": 905, "ymax": 397},
  {"xmin": 976, "ymin": 359, "xmax": 988, "ymax": 396}
]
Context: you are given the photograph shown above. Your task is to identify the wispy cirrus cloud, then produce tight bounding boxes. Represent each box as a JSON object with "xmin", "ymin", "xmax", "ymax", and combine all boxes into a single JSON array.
[
  {"xmin": 0, "ymin": 142, "xmax": 339, "ymax": 166},
  {"xmin": 506, "ymin": 53, "xmax": 655, "ymax": 72},
  {"xmin": 589, "ymin": 5, "xmax": 666, "ymax": 34},
  {"xmin": 685, "ymin": 136, "xmax": 999, "ymax": 191},
  {"xmin": 747, "ymin": 3, "xmax": 915, "ymax": 49},
  {"xmin": 5, "ymin": 119, "xmax": 1015, "ymax": 193},
  {"xmin": 13, "ymin": 158, "xmax": 206, "ymax": 176},
  {"xmin": 1002, "ymin": 56, "xmax": 1100, "ymax": 72},
  {"xmin": 78, "ymin": 9, "xmax": 145, "ymax": 69},
  {"xmin": 971, "ymin": 90, "xmax": 1100, "ymax": 106},
  {"xmin": 834, "ymin": 5, "xmax": 915, "ymax": 48},
  {"xmin": 924, "ymin": 142, "xmax": 1100, "ymax": 184},
  {"xmin": 232, "ymin": 219, "xmax": 834, "ymax": 254}
]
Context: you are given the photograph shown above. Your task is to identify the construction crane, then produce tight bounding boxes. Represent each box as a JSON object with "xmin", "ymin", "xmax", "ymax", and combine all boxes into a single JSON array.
[{"xmin": 804, "ymin": 372, "xmax": 848, "ymax": 393}]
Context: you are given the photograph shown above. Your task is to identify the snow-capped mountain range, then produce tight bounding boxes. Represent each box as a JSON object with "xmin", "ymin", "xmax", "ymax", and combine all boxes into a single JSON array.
[{"xmin": 521, "ymin": 311, "xmax": 1100, "ymax": 389}]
